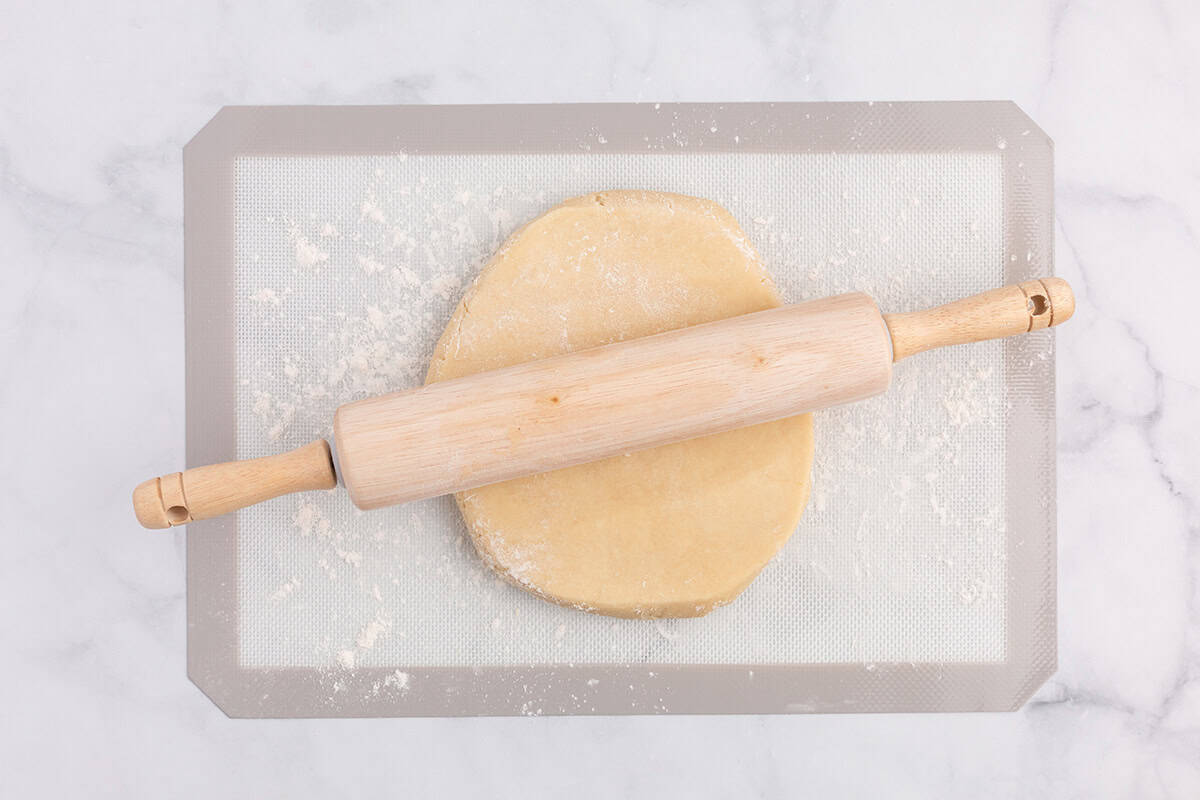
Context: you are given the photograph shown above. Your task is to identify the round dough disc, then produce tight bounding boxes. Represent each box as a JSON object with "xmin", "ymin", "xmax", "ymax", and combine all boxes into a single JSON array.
[{"xmin": 427, "ymin": 190, "xmax": 814, "ymax": 618}]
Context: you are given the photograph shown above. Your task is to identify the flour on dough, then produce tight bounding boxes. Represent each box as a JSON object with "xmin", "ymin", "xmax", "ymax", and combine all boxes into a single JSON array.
[{"xmin": 427, "ymin": 190, "xmax": 814, "ymax": 618}]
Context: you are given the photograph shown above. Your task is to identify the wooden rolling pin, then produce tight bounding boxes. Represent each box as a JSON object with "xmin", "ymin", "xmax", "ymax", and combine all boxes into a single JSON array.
[{"xmin": 133, "ymin": 278, "xmax": 1074, "ymax": 528}]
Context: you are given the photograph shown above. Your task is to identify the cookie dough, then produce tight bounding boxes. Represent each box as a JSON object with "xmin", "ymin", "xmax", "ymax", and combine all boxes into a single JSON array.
[{"xmin": 427, "ymin": 190, "xmax": 813, "ymax": 617}]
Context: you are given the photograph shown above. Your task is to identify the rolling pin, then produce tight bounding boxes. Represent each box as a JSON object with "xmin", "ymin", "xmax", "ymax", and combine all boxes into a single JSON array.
[{"xmin": 133, "ymin": 278, "xmax": 1074, "ymax": 528}]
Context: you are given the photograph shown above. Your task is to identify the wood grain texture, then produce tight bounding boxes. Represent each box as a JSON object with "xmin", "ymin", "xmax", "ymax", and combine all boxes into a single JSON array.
[
  {"xmin": 334, "ymin": 292, "xmax": 893, "ymax": 510},
  {"xmin": 883, "ymin": 277, "xmax": 1075, "ymax": 362},
  {"xmin": 132, "ymin": 439, "xmax": 336, "ymax": 529}
]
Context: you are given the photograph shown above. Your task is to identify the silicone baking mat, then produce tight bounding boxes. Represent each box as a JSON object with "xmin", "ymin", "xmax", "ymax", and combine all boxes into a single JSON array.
[{"xmin": 184, "ymin": 103, "xmax": 1057, "ymax": 716}]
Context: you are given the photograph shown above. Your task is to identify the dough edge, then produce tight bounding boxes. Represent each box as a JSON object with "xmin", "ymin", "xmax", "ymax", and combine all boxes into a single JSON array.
[{"xmin": 426, "ymin": 190, "xmax": 814, "ymax": 618}]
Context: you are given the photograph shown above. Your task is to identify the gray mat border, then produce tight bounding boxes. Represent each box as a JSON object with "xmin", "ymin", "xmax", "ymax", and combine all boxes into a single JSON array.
[{"xmin": 184, "ymin": 102, "xmax": 1056, "ymax": 717}]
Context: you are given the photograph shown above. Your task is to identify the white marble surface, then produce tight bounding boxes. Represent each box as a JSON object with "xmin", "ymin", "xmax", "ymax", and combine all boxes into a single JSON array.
[{"xmin": 2, "ymin": 0, "xmax": 1197, "ymax": 796}]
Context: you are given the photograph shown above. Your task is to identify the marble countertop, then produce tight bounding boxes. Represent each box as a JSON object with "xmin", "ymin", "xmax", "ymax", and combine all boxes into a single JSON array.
[{"xmin": 3, "ymin": 1, "xmax": 1197, "ymax": 796}]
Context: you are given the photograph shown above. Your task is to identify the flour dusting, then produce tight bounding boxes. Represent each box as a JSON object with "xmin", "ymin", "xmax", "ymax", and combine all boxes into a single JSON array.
[
  {"xmin": 291, "ymin": 230, "xmax": 329, "ymax": 268},
  {"xmin": 356, "ymin": 616, "xmax": 391, "ymax": 649},
  {"xmin": 234, "ymin": 150, "xmax": 1014, "ymax": 682}
]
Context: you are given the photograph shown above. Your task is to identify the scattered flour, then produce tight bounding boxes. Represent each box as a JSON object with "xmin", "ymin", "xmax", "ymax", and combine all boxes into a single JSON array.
[
  {"xmin": 356, "ymin": 616, "xmax": 391, "ymax": 649},
  {"xmin": 335, "ymin": 548, "xmax": 362, "ymax": 567},
  {"xmin": 236, "ymin": 151, "xmax": 1016, "ymax": 686},
  {"xmin": 382, "ymin": 670, "xmax": 411, "ymax": 692},
  {"xmin": 292, "ymin": 234, "xmax": 329, "ymax": 268},
  {"xmin": 250, "ymin": 287, "xmax": 281, "ymax": 305},
  {"xmin": 653, "ymin": 621, "xmax": 682, "ymax": 642},
  {"xmin": 357, "ymin": 254, "xmax": 388, "ymax": 274},
  {"xmin": 292, "ymin": 502, "xmax": 331, "ymax": 538},
  {"xmin": 360, "ymin": 198, "xmax": 386, "ymax": 222}
]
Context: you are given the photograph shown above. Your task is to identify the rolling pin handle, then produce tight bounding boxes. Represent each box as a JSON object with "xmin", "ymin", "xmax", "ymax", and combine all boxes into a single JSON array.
[
  {"xmin": 132, "ymin": 439, "xmax": 337, "ymax": 529},
  {"xmin": 883, "ymin": 277, "xmax": 1074, "ymax": 362}
]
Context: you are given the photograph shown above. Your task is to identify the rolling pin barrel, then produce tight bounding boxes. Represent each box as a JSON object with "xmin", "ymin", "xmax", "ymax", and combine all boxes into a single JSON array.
[{"xmin": 335, "ymin": 293, "xmax": 894, "ymax": 509}]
